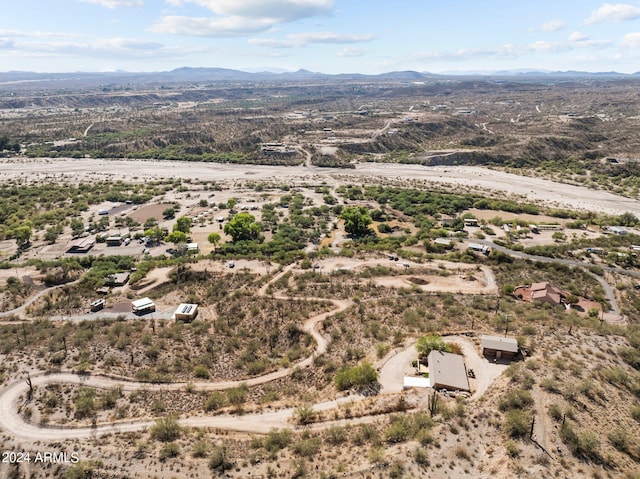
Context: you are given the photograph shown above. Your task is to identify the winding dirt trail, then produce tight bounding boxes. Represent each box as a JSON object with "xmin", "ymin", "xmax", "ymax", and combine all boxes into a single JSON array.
[
  {"xmin": 0, "ymin": 263, "xmax": 354, "ymax": 441},
  {"xmin": 0, "ymin": 259, "xmax": 506, "ymax": 442}
]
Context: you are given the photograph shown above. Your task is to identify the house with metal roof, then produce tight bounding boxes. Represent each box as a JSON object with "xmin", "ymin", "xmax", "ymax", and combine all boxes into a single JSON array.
[
  {"xmin": 481, "ymin": 335, "xmax": 518, "ymax": 360},
  {"xmin": 427, "ymin": 350, "xmax": 470, "ymax": 391}
]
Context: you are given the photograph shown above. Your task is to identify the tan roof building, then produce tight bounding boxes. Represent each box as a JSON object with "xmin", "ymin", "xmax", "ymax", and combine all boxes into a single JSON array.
[
  {"xmin": 481, "ymin": 335, "xmax": 518, "ymax": 360},
  {"xmin": 428, "ymin": 350, "xmax": 469, "ymax": 391},
  {"xmin": 530, "ymin": 282, "xmax": 567, "ymax": 305}
]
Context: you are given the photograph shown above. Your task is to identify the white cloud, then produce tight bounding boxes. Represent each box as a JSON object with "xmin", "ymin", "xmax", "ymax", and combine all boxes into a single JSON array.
[
  {"xmin": 79, "ymin": 0, "xmax": 144, "ymax": 8},
  {"xmin": 169, "ymin": 0, "xmax": 333, "ymax": 21},
  {"xmin": 585, "ymin": 3, "xmax": 640, "ymax": 25},
  {"xmin": 150, "ymin": 15, "xmax": 273, "ymax": 36},
  {"xmin": 538, "ymin": 19, "xmax": 565, "ymax": 32},
  {"xmin": 0, "ymin": 29, "xmax": 83, "ymax": 39},
  {"xmin": 568, "ymin": 31, "xmax": 589, "ymax": 42},
  {"xmin": 250, "ymin": 31, "xmax": 374, "ymax": 48},
  {"xmin": 337, "ymin": 47, "xmax": 367, "ymax": 57},
  {"xmin": 153, "ymin": 0, "xmax": 334, "ymax": 36},
  {"xmin": 411, "ymin": 36, "xmax": 612, "ymax": 64},
  {"xmin": 0, "ymin": 39, "xmax": 15, "ymax": 49},
  {"xmin": 621, "ymin": 31, "xmax": 640, "ymax": 47},
  {"xmin": 8, "ymin": 37, "xmax": 193, "ymax": 60},
  {"xmin": 290, "ymin": 32, "xmax": 373, "ymax": 44}
]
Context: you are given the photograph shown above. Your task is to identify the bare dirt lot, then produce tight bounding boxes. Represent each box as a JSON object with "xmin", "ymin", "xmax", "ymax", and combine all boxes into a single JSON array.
[{"xmin": 128, "ymin": 203, "xmax": 175, "ymax": 223}]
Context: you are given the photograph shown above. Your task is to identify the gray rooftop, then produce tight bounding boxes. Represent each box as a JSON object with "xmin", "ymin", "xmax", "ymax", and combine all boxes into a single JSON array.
[
  {"xmin": 428, "ymin": 350, "xmax": 469, "ymax": 391},
  {"xmin": 481, "ymin": 335, "xmax": 518, "ymax": 353}
]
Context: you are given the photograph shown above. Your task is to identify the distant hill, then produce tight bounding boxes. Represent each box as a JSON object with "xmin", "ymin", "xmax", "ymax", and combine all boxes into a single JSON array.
[{"xmin": 0, "ymin": 67, "xmax": 634, "ymax": 91}]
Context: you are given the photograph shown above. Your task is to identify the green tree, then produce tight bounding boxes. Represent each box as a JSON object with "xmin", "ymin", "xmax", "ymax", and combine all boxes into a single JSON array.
[
  {"xmin": 340, "ymin": 206, "xmax": 372, "ymax": 237},
  {"xmin": 173, "ymin": 216, "xmax": 191, "ymax": 234},
  {"xmin": 334, "ymin": 362, "xmax": 378, "ymax": 391},
  {"xmin": 150, "ymin": 416, "xmax": 182, "ymax": 442},
  {"xmin": 416, "ymin": 335, "xmax": 450, "ymax": 361},
  {"xmin": 162, "ymin": 207, "xmax": 175, "ymax": 219},
  {"xmin": 165, "ymin": 231, "xmax": 188, "ymax": 245},
  {"xmin": 617, "ymin": 212, "xmax": 638, "ymax": 227},
  {"xmin": 227, "ymin": 197, "xmax": 237, "ymax": 210},
  {"xmin": 207, "ymin": 232, "xmax": 221, "ymax": 251},
  {"xmin": 144, "ymin": 226, "xmax": 165, "ymax": 244},
  {"xmin": 144, "ymin": 217, "xmax": 158, "ymax": 229},
  {"xmin": 70, "ymin": 218, "xmax": 85, "ymax": 238},
  {"xmin": 224, "ymin": 212, "xmax": 261, "ymax": 242},
  {"xmin": 14, "ymin": 225, "xmax": 32, "ymax": 246}
]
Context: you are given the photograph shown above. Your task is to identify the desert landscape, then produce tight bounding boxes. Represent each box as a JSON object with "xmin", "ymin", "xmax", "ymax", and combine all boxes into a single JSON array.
[{"xmin": 1, "ymin": 70, "xmax": 640, "ymax": 479}]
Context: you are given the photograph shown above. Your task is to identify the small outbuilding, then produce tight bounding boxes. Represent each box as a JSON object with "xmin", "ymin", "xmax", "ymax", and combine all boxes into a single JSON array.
[
  {"xmin": 428, "ymin": 350, "xmax": 470, "ymax": 391},
  {"xmin": 463, "ymin": 218, "xmax": 479, "ymax": 227},
  {"xmin": 608, "ymin": 226, "xmax": 628, "ymax": 235},
  {"xmin": 481, "ymin": 335, "xmax": 518, "ymax": 360},
  {"xmin": 132, "ymin": 297, "xmax": 155, "ymax": 315},
  {"xmin": 66, "ymin": 238, "xmax": 95, "ymax": 253},
  {"xmin": 172, "ymin": 303, "xmax": 198, "ymax": 322},
  {"xmin": 105, "ymin": 236, "xmax": 123, "ymax": 247},
  {"xmin": 107, "ymin": 272, "xmax": 130, "ymax": 286}
]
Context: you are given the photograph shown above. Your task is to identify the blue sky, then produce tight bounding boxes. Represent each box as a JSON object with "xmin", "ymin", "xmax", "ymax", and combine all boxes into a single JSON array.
[{"xmin": 2, "ymin": 0, "xmax": 640, "ymax": 73}]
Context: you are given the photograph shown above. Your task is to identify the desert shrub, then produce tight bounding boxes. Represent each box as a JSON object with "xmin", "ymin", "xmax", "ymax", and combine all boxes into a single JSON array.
[
  {"xmin": 354, "ymin": 424, "xmax": 380, "ymax": 446},
  {"xmin": 100, "ymin": 385, "xmax": 122, "ymax": 409},
  {"xmin": 159, "ymin": 442, "xmax": 180, "ymax": 461},
  {"xmin": 620, "ymin": 347, "xmax": 640, "ymax": 370},
  {"xmin": 608, "ymin": 428, "xmax": 632, "ymax": 454},
  {"xmin": 192, "ymin": 441, "xmax": 208, "ymax": 458},
  {"xmin": 540, "ymin": 378, "xmax": 561, "ymax": 393},
  {"xmin": 150, "ymin": 416, "xmax": 181, "ymax": 442},
  {"xmin": 263, "ymin": 428, "xmax": 292, "ymax": 452},
  {"xmin": 151, "ymin": 400, "xmax": 166, "ymax": 413},
  {"xmin": 64, "ymin": 461, "xmax": 102, "ymax": 479},
  {"xmin": 503, "ymin": 409, "xmax": 532, "ymax": 438},
  {"xmin": 413, "ymin": 447, "xmax": 430, "ymax": 466},
  {"xmin": 367, "ymin": 446, "xmax": 387, "ymax": 465},
  {"xmin": 325, "ymin": 425, "xmax": 347, "ymax": 445},
  {"xmin": 561, "ymin": 424, "xmax": 601, "ymax": 461},
  {"xmin": 193, "ymin": 365, "xmax": 209, "ymax": 379},
  {"xmin": 209, "ymin": 446, "xmax": 234, "ymax": 473},
  {"xmin": 600, "ymin": 366, "xmax": 630, "ymax": 386},
  {"xmin": 74, "ymin": 388, "xmax": 97, "ymax": 419},
  {"xmin": 385, "ymin": 415, "xmax": 411, "ymax": 443},
  {"xmin": 505, "ymin": 440, "xmax": 520, "ymax": 458},
  {"xmin": 204, "ymin": 392, "xmax": 226, "ymax": 412},
  {"xmin": 334, "ymin": 362, "xmax": 378, "ymax": 391},
  {"xmin": 454, "ymin": 446, "xmax": 471, "ymax": 460},
  {"xmin": 293, "ymin": 437, "xmax": 321, "ymax": 457},
  {"xmin": 631, "ymin": 404, "xmax": 640, "ymax": 422},
  {"xmin": 294, "ymin": 404, "xmax": 315, "ymax": 425},
  {"xmin": 498, "ymin": 389, "xmax": 534, "ymax": 411},
  {"xmin": 548, "ymin": 403, "xmax": 564, "ymax": 421},
  {"xmin": 226, "ymin": 383, "xmax": 249, "ymax": 409}
]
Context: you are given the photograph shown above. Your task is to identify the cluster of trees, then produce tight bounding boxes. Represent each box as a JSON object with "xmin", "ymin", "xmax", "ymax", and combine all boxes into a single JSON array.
[
  {"xmin": 0, "ymin": 135, "xmax": 19, "ymax": 154},
  {"xmin": 334, "ymin": 362, "xmax": 378, "ymax": 391},
  {"xmin": 0, "ymin": 180, "xmax": 169, "ymax": 244},
  {"xmin": 415, "ymin": 335, "xmax": 451, "ymax": 362}
]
